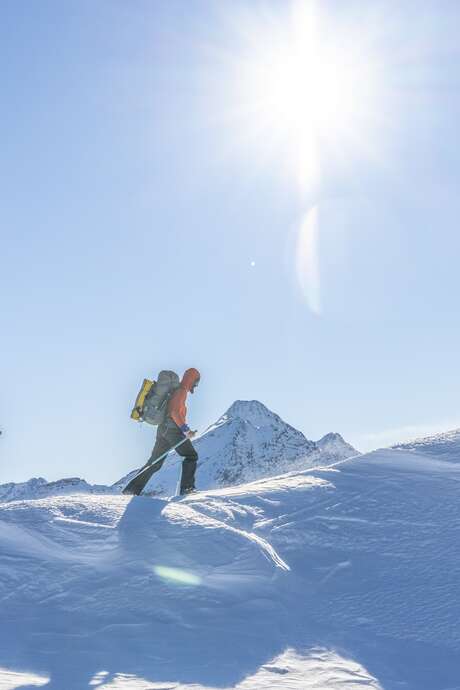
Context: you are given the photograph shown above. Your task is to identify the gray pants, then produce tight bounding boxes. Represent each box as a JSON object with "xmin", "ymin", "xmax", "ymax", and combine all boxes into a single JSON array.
[
  {"xmin": 123, "ymin": 419, "xmax": 198, "ymax": 496},
  {"xmin": 149, "ymin": 420, "xmax": 198, "ymax": 494}
]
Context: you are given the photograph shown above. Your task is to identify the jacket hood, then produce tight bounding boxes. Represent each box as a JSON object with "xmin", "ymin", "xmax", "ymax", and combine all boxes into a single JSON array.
[{"xmin": 181, "ymin": 368, "xmax": 201, "ymax": 392}]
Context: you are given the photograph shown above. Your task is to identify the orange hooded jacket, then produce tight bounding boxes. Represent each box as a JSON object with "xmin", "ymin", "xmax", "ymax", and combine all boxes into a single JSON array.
[{"xmin": 167, "ymin": 368, "xmax": 200, "ymax": 433}]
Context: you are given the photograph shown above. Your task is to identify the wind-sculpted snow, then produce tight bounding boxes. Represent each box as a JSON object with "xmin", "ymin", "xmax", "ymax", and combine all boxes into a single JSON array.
[
  {"xmin": 1, "ymin": 449, "xmax": 459, "ymax": 689},
  {"xmin": 392, "ymin": 427, "xmax": 460, "ymax": 463}
]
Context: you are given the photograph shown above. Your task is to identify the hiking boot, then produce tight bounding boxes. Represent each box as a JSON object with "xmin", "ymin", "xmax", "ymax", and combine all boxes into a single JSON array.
[{"xmin": 180, "ymin": 486, "xmax": 196, "ymax": 496}]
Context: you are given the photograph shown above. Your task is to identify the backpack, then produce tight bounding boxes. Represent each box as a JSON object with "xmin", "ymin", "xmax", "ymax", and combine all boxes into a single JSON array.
[
  {"xmin": 130, "ymin": 370, "xmax": 180, "ymax": 426},
  {"xmin": 130, "ymin": 379, "xmax": 153, "ymax": 421}
]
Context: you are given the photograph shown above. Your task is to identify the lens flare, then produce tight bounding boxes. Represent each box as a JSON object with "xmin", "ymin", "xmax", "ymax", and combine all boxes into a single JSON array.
[
  {"xmin": 197, "ymin": 0, "xmax": 385, "ymax": 313},
  {"xmin": 296, "ymin": 206, "xmax": 321, "ymax": 314},
  {"xmin": 154, "ymin": 565, "xmax": 201, "ymax": 586}
]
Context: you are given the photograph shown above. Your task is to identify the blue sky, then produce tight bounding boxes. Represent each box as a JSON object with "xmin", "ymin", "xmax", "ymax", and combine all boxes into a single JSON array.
[{"xmin": 1, "ymin": 0, "xmax": 460, "ymax": 484}]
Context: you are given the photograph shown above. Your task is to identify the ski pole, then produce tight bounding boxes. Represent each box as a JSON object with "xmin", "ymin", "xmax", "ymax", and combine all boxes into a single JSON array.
[
  {"xmin": 132, "ymin": 435, "xmax": 195, "ymax": 482},
  {"xmin": 124, "ymin": 423, "xmax": 214, "ymax": 489}
]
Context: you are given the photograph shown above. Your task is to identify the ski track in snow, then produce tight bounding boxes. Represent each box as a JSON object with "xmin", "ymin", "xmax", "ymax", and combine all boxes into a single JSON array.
[{"xmin": 1, "ymin": 450, "xmax": 460, "ymax": 689}]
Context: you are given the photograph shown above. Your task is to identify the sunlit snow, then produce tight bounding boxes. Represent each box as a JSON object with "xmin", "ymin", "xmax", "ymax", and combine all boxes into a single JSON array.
[{"xmin": 1, "ymin": 447, "xmax": 459, "ymax": 689}]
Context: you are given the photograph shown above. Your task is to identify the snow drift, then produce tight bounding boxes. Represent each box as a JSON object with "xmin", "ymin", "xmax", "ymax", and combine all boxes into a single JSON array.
[
  {"xmin": 392, "ymin": 427, "xmax": 460, "ymax": 463},
  {"xmin": 1, "ymin": 447, "xmax": 459, "ymax": 689}
]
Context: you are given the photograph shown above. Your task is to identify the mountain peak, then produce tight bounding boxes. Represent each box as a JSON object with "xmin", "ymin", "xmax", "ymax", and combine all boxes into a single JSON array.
[
  {"xmin": 318, "ymin": 432, "xmax": 345, "ymax": 444},
  {"xmin": 224, "ymin": 400, "xmax": 282, "ymax": 427},
  {"xmin": 317, "ymin": 432, "xmax": 359, "ymax": 459}
]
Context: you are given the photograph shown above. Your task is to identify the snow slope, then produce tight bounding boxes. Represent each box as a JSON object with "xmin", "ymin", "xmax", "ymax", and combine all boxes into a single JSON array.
[
  {"xmin": 392, "ymin": 427, "xmax": 460, "ymax": 462},
  {"xmin": 1, "ymin": 448, "xmax": 459, "ymax": 689},
  {"xmin": 116, "ymin": 399, "xmax": 359, "ymax": 496}
]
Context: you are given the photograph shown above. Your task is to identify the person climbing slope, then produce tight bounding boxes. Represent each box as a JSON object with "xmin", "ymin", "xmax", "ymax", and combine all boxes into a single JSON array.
[{"xmin": 123, "ymin": 368, "xmax": 201, "ymax": 496}]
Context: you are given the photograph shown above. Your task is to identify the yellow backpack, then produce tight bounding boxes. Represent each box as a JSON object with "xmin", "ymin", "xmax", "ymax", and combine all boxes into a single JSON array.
[{"xmin": 130, "ymin": 378, "xmax": 154, "ymax": 421}]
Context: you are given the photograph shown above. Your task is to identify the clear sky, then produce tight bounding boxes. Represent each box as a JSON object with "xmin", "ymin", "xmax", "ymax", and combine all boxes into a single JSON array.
[{"xmin": 1, "ymin": 0, "xmax": 460, "ymax": 485}]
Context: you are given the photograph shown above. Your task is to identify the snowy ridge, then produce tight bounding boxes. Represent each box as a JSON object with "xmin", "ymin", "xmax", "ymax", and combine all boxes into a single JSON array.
[
  {"xmin": 1, "ymin": 448, "xmax": 459, "ymax": 689},
  {"xmin": 392, "ymin": 427, "xmax": 460, "ymax": 462},
  {"xmin": 0, "ymin": 476, "xmax": 114, "ymax": 503}
]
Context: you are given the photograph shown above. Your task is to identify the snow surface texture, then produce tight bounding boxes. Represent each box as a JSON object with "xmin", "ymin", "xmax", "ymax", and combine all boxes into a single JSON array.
[
  {"xmin": 0, "ymin": 401, "xmax": 358, "ymax": 502},
  {"xmin": 1, "ymin": 448, "xmax": 459, "ymax": 689},
  {"xmin": 392, "ymin": 427, "xmax": 460, "ymax": 463}
]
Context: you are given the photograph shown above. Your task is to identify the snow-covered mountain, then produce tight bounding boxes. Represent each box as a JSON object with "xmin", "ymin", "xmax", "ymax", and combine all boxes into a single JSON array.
[
  {"xmin": 116, "ymin": 399, "xmax": 359, "ymax": 495},
  {"xmin": 392, "ymin": 427, "xmax": 460, "ymax": 462},
  {"xmin": 1, "ymin": 448, "xmax": 459, "ymax": 689},
  {"xmin": 0, "ymin": 476, "xmax": 113, "ymax": 503},
  {"xmin": 316, "ymin": 430, "xmax": 358, "ymax": 461},
  {"xmin": 0, "ymin": 400, "xmax": 357, "ymax": 503}
]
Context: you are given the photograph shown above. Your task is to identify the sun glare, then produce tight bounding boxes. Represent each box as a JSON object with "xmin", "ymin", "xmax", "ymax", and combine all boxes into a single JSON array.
[
  {"xmin": 215, "ymin": 0, "xmax": 380, "ymax": 194},
  {"xmin": 204, "ymin": 0, "xmax": 383, "ymax": 314}
]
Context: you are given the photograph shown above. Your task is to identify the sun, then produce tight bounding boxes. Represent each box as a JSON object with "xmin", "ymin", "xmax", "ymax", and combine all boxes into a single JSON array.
[
  {"xmin": 261, "ymin": 25, "xmax": 357, "ymax": 136},
  {"xmin": 211, "ymin": 0, "xmax": 380, "ymax": 194},
  {"xmin": 200, "ymin": 0, "xmax": 384, "ymax": 314}
]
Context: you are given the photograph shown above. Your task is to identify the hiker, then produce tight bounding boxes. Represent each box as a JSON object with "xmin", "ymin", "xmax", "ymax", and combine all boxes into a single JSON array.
[{"xmin": 124, "ymin": 368, "xmax": 201, "ymax": 496}]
